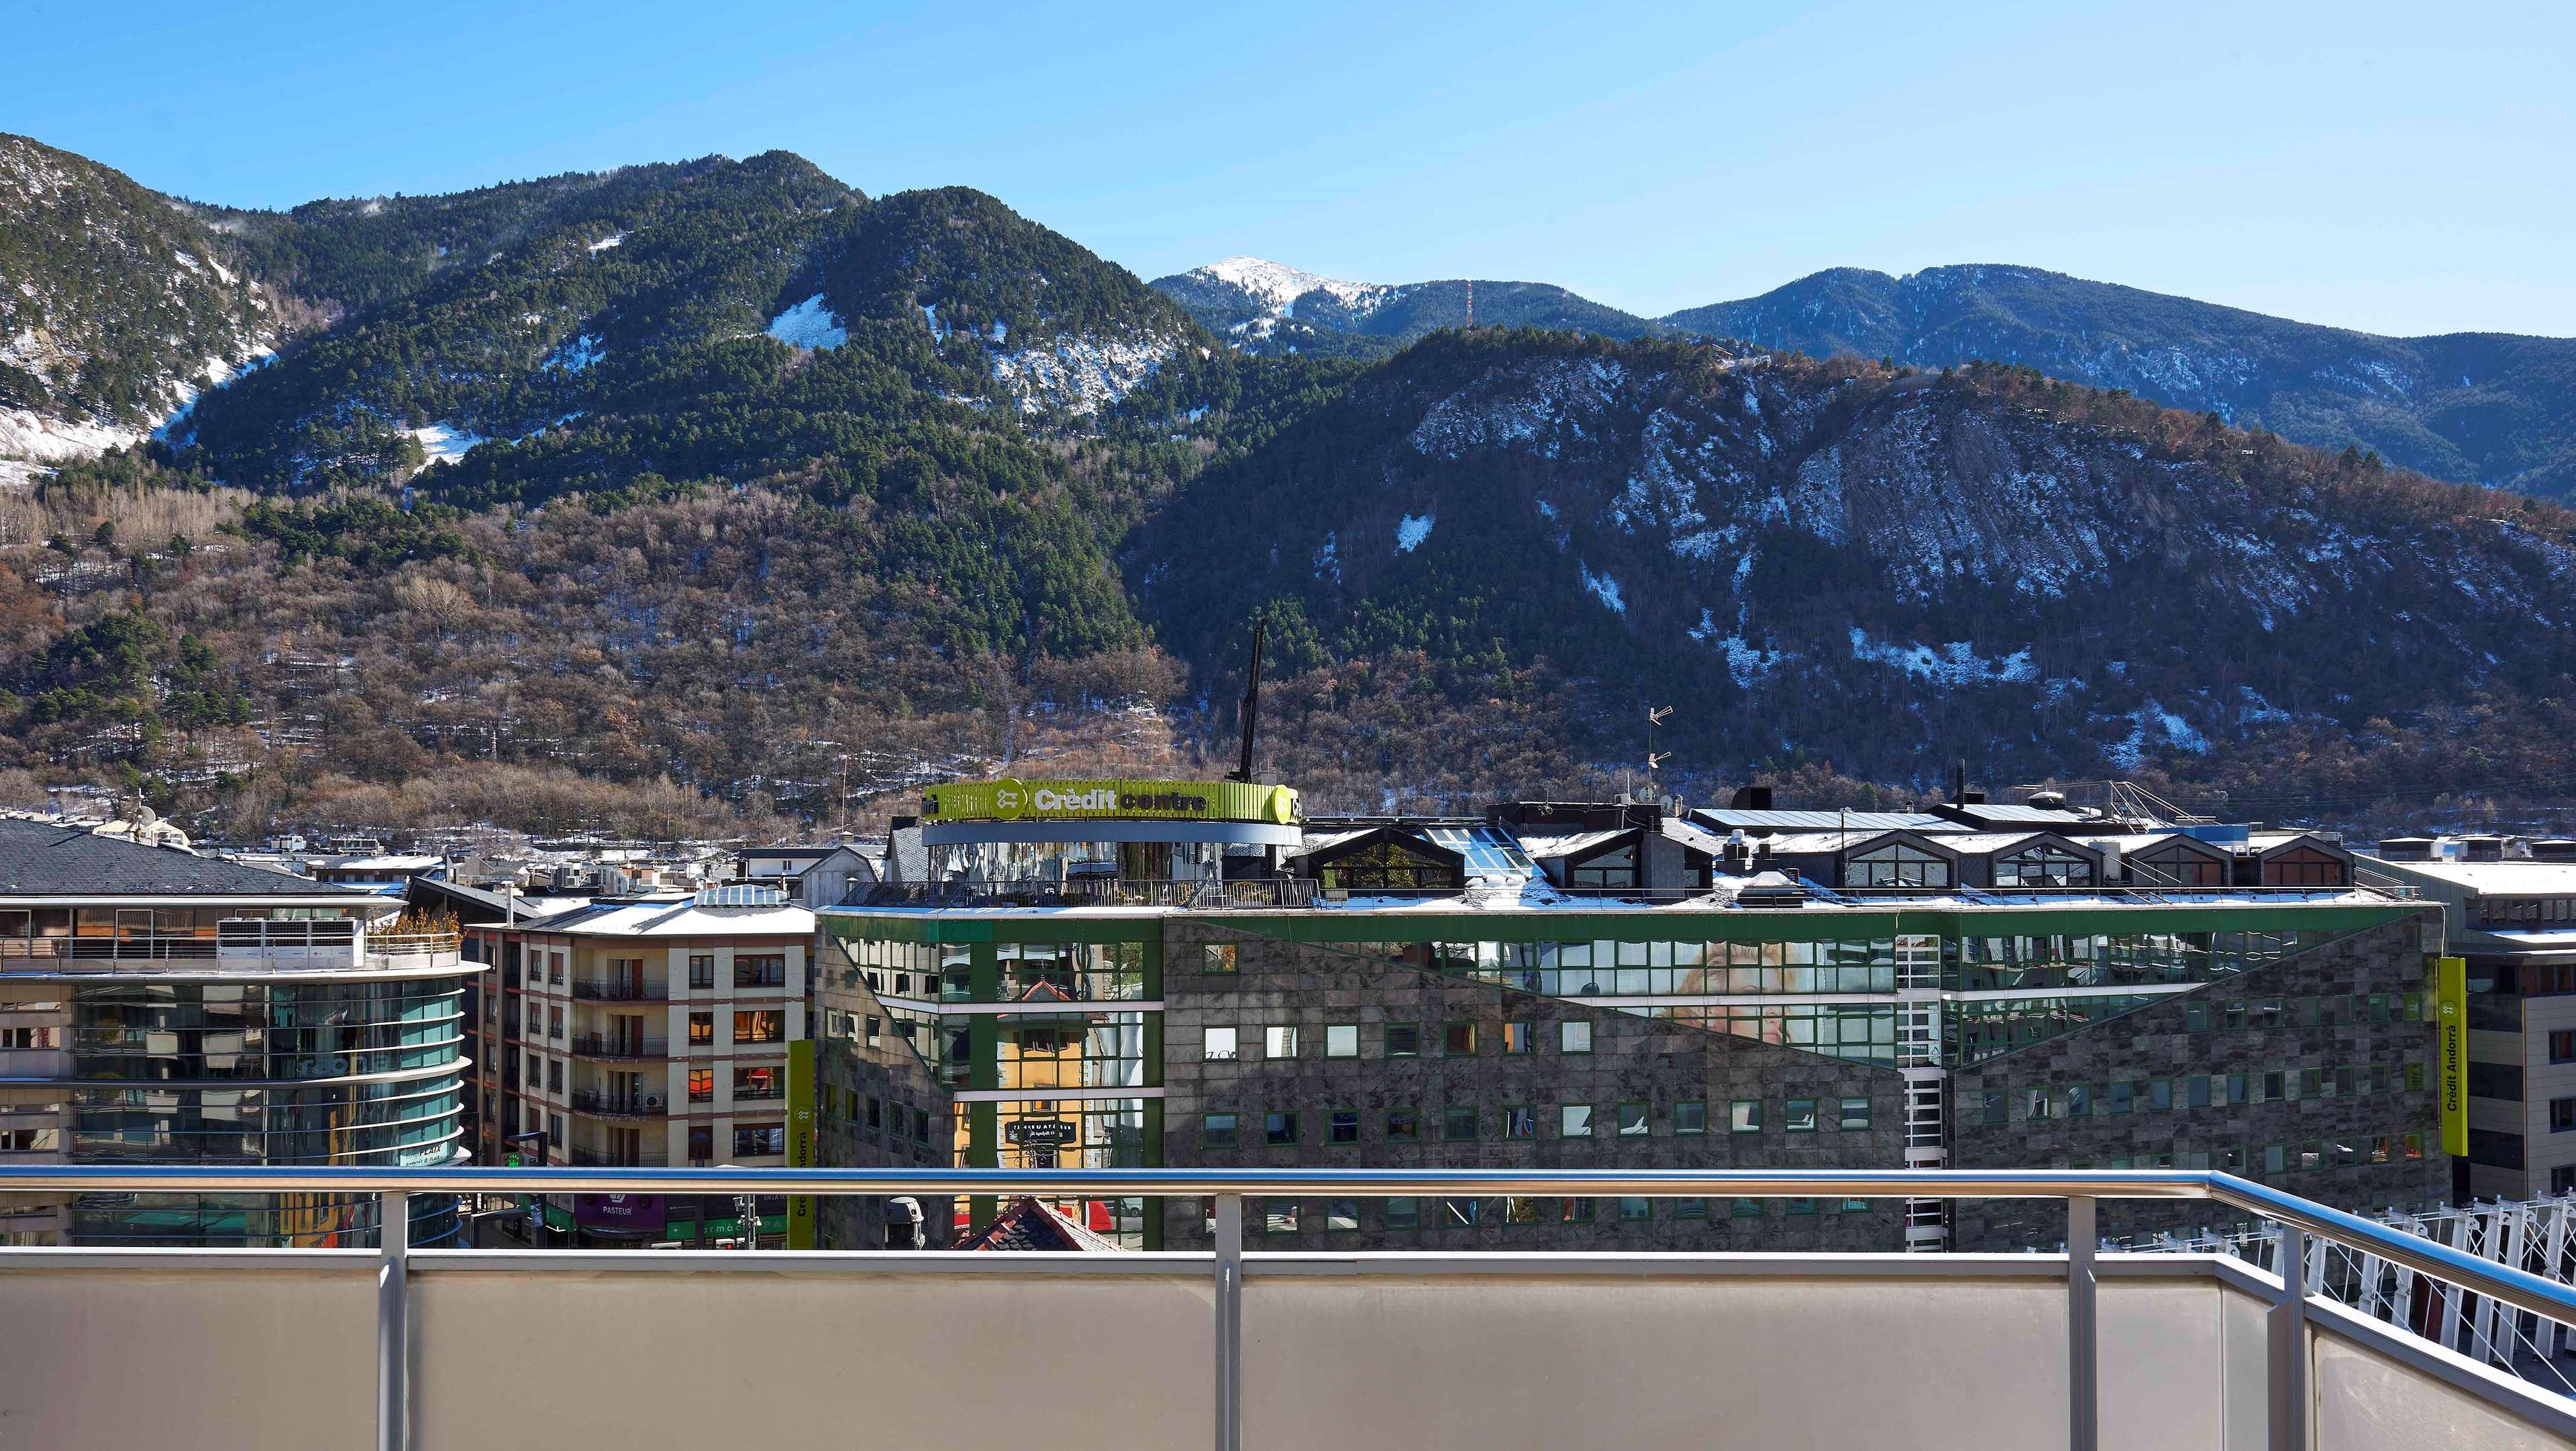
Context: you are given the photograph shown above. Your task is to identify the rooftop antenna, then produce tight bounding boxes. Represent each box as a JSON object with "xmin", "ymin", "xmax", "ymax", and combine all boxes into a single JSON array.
[
  {"xmin": 1226, "ymin": 622, "xmax": 1268, "ymax": 784},
  {"xmin": 1645, "ymin": 705, "xmax": 1674, "ymax": 802}
]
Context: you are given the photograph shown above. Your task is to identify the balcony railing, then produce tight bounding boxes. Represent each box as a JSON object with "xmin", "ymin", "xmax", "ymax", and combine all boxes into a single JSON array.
[
  {"xmin": 567, "ymin": 1036, "xmax": 667, "ymax": 1060},
  {"xmin": 566, "ymin": 1091, "xmax": 665, "ymax": 1118},
  {"xmin": 568, "ymin": 980, "xmax": 660, "ymax": 1002},
  {"xmin": 0, "ymin": 922, "xmax": 461, "ymax": 973},
  {"xmin": 1, "ymin": 1167, "xmax": 2571, "ymax": 1450}
]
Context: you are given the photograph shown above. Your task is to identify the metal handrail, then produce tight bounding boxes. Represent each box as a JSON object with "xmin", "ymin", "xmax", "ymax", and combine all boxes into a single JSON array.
[{"xmin": 0, "ymin": 1163, "xmax": 2563, "ymax": 1329}]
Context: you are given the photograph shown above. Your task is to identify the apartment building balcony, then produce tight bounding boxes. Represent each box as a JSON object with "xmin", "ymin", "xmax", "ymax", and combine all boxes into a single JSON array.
[
  {"xmin": 566, "ymin": 1091, "xmax": 666, "ymax": 1120},
  {"xmin": 0, "ymin": 922, "xmax": 463, "ymax": 975},
  {"xmin": 568, "ymin": 979, "xmax": 663, "ymax": 1003},
  {"xmin": 0, "ymin": 1165, "xmax": 2569, "ymax": 1450},
  {"xmin": 568, "ymin": 1036, "xmax": 668, "ymax": 1061}
]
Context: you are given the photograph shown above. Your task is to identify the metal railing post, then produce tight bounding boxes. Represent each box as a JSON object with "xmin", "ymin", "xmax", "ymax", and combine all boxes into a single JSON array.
[
  {"xmin": 2068, "ymin": 1195, "xmax": 2097, "ymax": 1451},
  {"xmin": 2269, "ymin": 1221, "xmax": 2308, "ymax": 1451},
  {"xmin": 378, "ymin": 1189, "xmax": 409, "ymax": 1451},
  {"xmin": 1214, "ymin": 1193, "xmax": 1243, "ymax": 1451}
]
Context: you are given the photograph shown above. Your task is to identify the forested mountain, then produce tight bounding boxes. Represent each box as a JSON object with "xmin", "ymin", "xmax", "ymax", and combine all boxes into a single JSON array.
[
  {"xmin": 4, "ymin": 138, "xmax": 2575, "ymax": 839},
  {"xmin": 1152, "ymin": 256, "xmax": 1666, "ymax": 359},
  {"xmin": 0, "ymin": 135, "xmax": 278, "ymax": 481},
  {"xmin": 1665, "ymin": 265, "xmax": 2576, "ymax": 500}
]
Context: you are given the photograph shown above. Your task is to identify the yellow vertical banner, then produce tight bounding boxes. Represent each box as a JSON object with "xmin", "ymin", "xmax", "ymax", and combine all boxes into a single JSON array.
[
  {"xmin": 2436, "ymin": 956, "xmax": 2468, "ymax": 1159},
  {"xmin": 786, "ymin": 1039, "xmax": 817, "ymax": 1248}
]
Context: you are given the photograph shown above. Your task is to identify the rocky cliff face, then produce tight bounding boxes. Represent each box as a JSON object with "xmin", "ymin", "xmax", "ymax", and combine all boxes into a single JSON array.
[{"xmin": 1134, "ymin": 332, "xmax": 2576, "ymax": 787}]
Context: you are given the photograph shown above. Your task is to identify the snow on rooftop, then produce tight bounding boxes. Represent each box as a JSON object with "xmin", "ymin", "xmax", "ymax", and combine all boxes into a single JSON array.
[{"xmin": 766, "ymin": 294, "xmax": 847, "ymax": 351}]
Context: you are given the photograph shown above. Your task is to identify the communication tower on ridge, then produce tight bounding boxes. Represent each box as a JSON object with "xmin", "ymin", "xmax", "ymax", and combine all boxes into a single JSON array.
[{"xmin": 1464, "ymin": 278, "xmax": 1474, "ymax": 329}]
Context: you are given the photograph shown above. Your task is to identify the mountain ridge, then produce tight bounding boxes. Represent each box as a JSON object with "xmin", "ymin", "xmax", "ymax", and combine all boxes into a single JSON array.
[{"xmin": 4, "ymin": 138, "xmax": 2576, "ymax": 838}]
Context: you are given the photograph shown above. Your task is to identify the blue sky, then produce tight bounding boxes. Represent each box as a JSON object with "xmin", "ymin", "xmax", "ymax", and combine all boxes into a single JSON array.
[{"xmin": 10, "ymin": 0, "xmax": 2571, "ymax": 335}]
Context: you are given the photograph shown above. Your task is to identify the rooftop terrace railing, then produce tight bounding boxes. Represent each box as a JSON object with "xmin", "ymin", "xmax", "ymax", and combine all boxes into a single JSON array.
[
  {"xmin": 0, "ymin": 923, "xmax": 461, "ymax": 972},
  {"xmin": 2, "ymin": 1166, "xmax": 2571, "ymax": 1451},
  {"xmin": 845, "ymin": 878, "xmax": 1319, "ymax": 911}
]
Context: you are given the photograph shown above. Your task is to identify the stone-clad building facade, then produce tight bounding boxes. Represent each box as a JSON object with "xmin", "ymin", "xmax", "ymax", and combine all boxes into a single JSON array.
[
  {"xmin": 1952, "ymin": 911, "xmax": 2446, "ymax": 1248},
  {"xmin": 1157, "ymin": 919, "xmax": 1909, "ymax": 1251}
]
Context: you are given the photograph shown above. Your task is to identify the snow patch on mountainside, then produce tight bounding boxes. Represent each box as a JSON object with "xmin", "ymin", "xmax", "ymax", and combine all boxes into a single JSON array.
[
  {"xmin": 1848, "ymin": 628, "xmax": 2037, "ymax": 688},
  {"xmin": 408, "ymin": 423, "xmax": 485, "ymax": 468},
  {"xmin": 1579, "ymin": 561, "xmax": 1625, "ymax": 614},
  {"xmin": 1395, "ymin": 514, "xmax": 1433, "ymax": 552},
  {"xmin": 1410, "ymin": 356, "xmax": 1631, "ymax": 460},
  {"xmin": 766, "ymin": 294, "xmax": 846, "ymax": 350},
  {"xmin": 989, "ymin": 333, "xmax": 1176, "ymax": 416},
  {"xmin": 1188, "ymin": 257, "xmax": 1395, "ymax": 318}
]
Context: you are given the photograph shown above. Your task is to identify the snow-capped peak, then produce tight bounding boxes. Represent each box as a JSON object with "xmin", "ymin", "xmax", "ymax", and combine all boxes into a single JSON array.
[{"xmin": 1190, "ymin": 256, "xmax": 1388, "ymax": 316}]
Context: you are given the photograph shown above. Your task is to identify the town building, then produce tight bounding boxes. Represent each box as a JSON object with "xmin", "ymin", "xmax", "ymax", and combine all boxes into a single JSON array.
[
  {"xmin": 435, "ymin": 883, "xmax": 815, "ymax": 1246},
  {"xmin": 0, "ymin": 814, "xmax": 472, "ymax": 1246},
  {"xmin": 2361, "ymin": 836, "xmax": 2576, "ymax": 1201},
  {"xmin": 814, "ymin": 778, "xmax": 2451, "ymax": 1252}
]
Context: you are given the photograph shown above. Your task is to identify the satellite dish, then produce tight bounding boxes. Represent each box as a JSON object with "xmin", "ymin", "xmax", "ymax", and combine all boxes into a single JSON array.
[{"xmin": 134, "ymin": 805, "xmax": 158, "ymax": 826}]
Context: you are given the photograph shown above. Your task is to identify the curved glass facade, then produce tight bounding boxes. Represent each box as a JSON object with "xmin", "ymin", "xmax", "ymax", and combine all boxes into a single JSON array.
[{"xmin": 60, "ymin": 974, "xmax": 473, "ymax": 1246}]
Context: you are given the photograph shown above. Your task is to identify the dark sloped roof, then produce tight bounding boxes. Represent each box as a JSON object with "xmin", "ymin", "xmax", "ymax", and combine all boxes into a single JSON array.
[
  {"xmin": 956, "ymin": 1196, "xmax": 1123, "ymax": 1252},
  {"xmin": 0, "ymin": 817, "xmax": 368, "ymax": 898}
]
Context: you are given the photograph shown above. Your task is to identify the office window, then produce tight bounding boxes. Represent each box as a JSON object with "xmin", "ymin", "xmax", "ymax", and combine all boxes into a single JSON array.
[
  {"xmin": 1504, "ymin": 1106, "xmax": 1537, "ymax": 1138},
  {"xmin": 1385, "ymin": 1024, "xmax": 1421, "ymax": 1058},
  {"xmin": 1329, "ymin": 1110, "xmax": 1360, "ymax": 1144},
  {"xmin": 2227, "ymin": 1073, "xmax": 2249, "ymax": 1106},
  {"xmin": 2553, "ymin": 1030, "xmax": 2576, "ymax": 1065},
  {"xmin": 1731, "ymin": 1198, "xmax": 1765, "ymax": 1220},
  {"xmin": 735, "ymin": 1010, "xmax": 784, "ymax": 1044},
  {"xmin": 686, "ymin": 1125, "xmax": 713, "ymax": 1162},
  {"xmin": 1266, "ymin": 1111, "xmax": 1298, "ymax": 1146},
  {"xmin": 1202, "ymin": 1113, "xmax": 1239, "ymax": 1148},
  {"xmin": 864, "ymin": 1016, "xmax": 881, "ymax": 1044},
  {"xmin": 1675, "ymin": 1100, "xmax": 1707, "ymax": 1134},
  {"xmin": 1617, "ymin": 1102, "xmax": 1650, "ymax": 1136},
  {"xmin": 2187, "ymin": 1076, "xmax": 2212, "ymax": 1110},
  {"xmin": 1981, "ymin": 1089, "xmax": 2006, "ymax": 1125},
  {"xmin": 1386, "ymin": 1108, "xmax": 1419, "ymax": 1141},
  {"xmin": 1325, "ymin": 1024, "xmax": 1359, "ymax": 1058},
  {"xmin": 2065, "ymin": 1084, "xmax": 2093, "ymax": 1118},
  {"xmin": 548, "ymin": 1113, "xmax": 565, "ymax": 1150},
  {"xmin": 1443, "ymin": 1106, "xmax": 1479, "ymax": 1141},
  {"xmin": 1264, "ymin": 1026, "xmax": 1299, "ymax": 1059},
  {"xmin": 1261, "ymin": 1199, "xmax": 1298, "ymax": 1234},
  {"xmin": 1839, "ymin": 1097, "xmax": 1870, "ymax": 1130},
  {"xmin": 1560, "ymin": 1021, "xmax": 1592, "ymax": 1054},
  {"xmin": 735, "ymin": 953, "xmax": 786, "ymax": 988},
  {"xmin": 734, "ymin": 1065, "xmax": 780, "ymax": 1100},
  {"xmin": 2300, "ymin": 1067, "xmax": 2324, "ymax": 1099},
  {"xmin": 1327, "ymin": 1200, "xmax": 1359, "ymax": 1234},
  {"xmin": 1561, "ymin": 1105, "xmax": 1596, "ymax": 1138},
  {"xmin": 2557, "ymin": 1167, "xmax": 2576, "ymax": 1195},
  {"xmin": 1675, "ymin": 1197, "xmax": 1708, "ymax": 1220},
  {"xmin": 549, "ymin": 951, "xmax": 564, "ymax": 985},
  {"xmin": 1204, "ymin": 944, "xmax": 1237, "ymax": 973},
  {"xmin": 1558, "ymin": 1198, "xmax": 1596, "ymax": 1224},
  {"xmin": 2149, "ymin": 1079, "xmax": 2173, "ymax": 1112},
  {"xmin": 688, "ymin": 954, "xmax": 715, "ymax": 989},
  {"xmin": 1845, "ymin": 841, "xmax": 1952, "ymax": 888},
  {"xmin": 546, "ymin": 1059, "xmax": 563, "ymax": 1093},
  {"xmin": 1731, "ymin": 1099, "xmax": 1763, "ymax": 1134},
  {"xmin": 1443, "ymin": 1198, "xmax": 1482, "ymax": 1228},
  {"xmin": 1784, "ymin": 1099, "xmax": 1818, "ymax": 1133},
  {"xmin": 547, "ymin": 1006, "xmax": 564, "ymax": 1040},
  {"xmin": 1502, "ymin": 1020, "xmax": 1536, "ymax": 1053},
  {"xmin": 1786, "ymin": 1198, "xmax": 1818, "ymax": 1216},
  {"xmin": 2264, "ymin": 1143, "xmax": 2287, "ymax": 1174},
  {"xmin": 686, "ymin": 1012, "xmax": 713, "ymax": 1046},
  {"xmin": 1618, "ymin": 1197, "xmax": 1651, "ymax": 1222},
  {"xmin": 733, "ymin": 1124, "xmax": 785, "ymax": 1157},
  {"xmin": 1385, "ymin": 1198, "xmax": 1421, "ymax": 1230},
  {"xmin": 1443, "ymin": 1022, "xmax": 1478, "ymax": 1057},
  {"xmin": 2554, "ymin": 1098, "xmax": 2576, "ymax": 1133},
  {"xmin": 1204, "ymin": 1027, "xmax": 1239, "ymax": 1061},
  {"xmin": 688, "ymin": 1068, "xmax": 713, "ymax": 1104}
]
